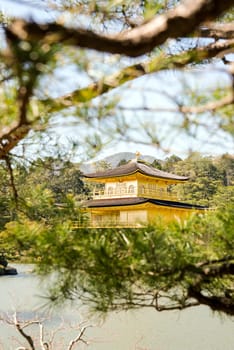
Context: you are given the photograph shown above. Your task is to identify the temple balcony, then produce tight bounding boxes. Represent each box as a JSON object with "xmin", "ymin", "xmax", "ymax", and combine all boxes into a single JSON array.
[{"xmin": 92, "ymin": 187, "xmax": 178, "ymax": 201}]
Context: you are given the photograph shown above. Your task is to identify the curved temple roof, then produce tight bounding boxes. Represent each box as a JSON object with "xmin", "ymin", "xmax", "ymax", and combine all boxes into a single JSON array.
[
  {"xmin": 84, "ymin": 197, "xmax": 207, "ymax": 210},
  {"xmin": 84, "ymin": 160, "xmax": 189, "ymax": 181}
]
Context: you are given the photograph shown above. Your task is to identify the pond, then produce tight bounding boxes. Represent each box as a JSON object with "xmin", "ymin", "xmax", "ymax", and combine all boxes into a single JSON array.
[{"xmin": 0, "ymin": 264, "xmax": 233, "ymax": 350}]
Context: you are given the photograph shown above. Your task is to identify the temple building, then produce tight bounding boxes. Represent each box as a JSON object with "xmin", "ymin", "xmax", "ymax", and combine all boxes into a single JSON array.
[{"xmin": 83, "ymin": 157, "xmax": 207, "ymax": 227}]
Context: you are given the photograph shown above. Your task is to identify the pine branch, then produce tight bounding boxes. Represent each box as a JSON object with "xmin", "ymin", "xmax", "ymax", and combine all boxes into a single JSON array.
[
  {"xmin": 6, "ymin": 0, "xmax": 234, "ymax": 57},
  {"xmin": 188, "ymin": 287, "xmax": 234, "ymax": 316},
  {"xmin": 44, "ymin": 40, "xmax": 234, "ymax": 113}
]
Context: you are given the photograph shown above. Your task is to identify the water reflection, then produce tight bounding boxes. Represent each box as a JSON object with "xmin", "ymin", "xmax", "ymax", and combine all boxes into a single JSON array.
[{"xmin": 0, "ymin": 264, "xmax": 233, "ymax": 350}]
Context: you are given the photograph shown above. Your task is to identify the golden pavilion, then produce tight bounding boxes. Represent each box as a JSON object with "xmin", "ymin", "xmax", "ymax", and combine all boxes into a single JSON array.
[{"xmin": 83, "ymin": 157, "xmax": 206, "ymax": 227}]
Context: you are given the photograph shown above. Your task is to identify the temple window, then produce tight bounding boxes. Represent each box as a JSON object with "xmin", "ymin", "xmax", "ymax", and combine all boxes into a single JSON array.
[
  {"xmin": 116, "ymin": 183, "xmax": 127, "ymax": 195},
  {"xmin": 108, "ymin": 186, "xmax": 114, "ymax": 195}
]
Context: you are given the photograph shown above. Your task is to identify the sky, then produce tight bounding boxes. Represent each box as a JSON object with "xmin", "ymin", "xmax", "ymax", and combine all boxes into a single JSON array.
[
  {"xmin": 0, "ymin": 0, "xmax": 56, "ymax": 21},
  {"xmin": 1, "ymin": 0, "xmax": 234, "ymax": 163},
  {"xmin": 45, "ymin": 66, "xmax": 234, "ymax": 162}
]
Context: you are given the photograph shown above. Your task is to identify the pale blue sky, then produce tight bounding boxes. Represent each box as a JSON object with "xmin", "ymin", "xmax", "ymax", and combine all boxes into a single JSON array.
[{"xmin": 45, "ymin": 65, "xmax": 234, "ymax": 162}]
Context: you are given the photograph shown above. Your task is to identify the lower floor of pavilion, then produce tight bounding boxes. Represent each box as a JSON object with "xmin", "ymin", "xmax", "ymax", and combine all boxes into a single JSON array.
[{"xmin": 83, "ymin": 197, "xmax": 207, "ymax": 227}]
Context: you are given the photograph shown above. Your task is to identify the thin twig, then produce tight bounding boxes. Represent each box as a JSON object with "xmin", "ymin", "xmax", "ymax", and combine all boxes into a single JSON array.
[{"xmin": 67, "ymin": 325, "xmax": 91, "ymax": 350}]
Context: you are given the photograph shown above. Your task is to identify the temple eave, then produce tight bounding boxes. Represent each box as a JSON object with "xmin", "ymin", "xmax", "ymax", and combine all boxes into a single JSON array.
[{"xmin": 84, "ymin": 197, "xmax": 207, "ymax": 211}]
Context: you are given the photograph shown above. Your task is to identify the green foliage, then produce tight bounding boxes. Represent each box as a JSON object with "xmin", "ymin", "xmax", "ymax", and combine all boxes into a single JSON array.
[
  {"xmin": 22, "ymin": 158, "xmax": 88, "ymax": 202},
  {"xmin": 94, "ymin": 160, "xmax": 112, "ymax": 171},
  {"xmin": 0, "ymin": 85, "xmax": 18, "ymax": 127},
  {"xmin": 150, "ymin": 158, "xmax": 163, "ymax": 169},
  {"xmin": 0, "ymin": 218, "xmax": 44, "ymax": 259},
  {"xmin": 23, "ymin": 203, "xmax": 233, "ymax": 315},
  {"xmin": 162, "ymin": 153, "xmax": 233, "ymax": 206},
  {"xmin": 0, "ymin": 156, "xmax": 89, "ymax": 258},
  {"xmin": 0, "ymin": 193, "xmax": 86, "ymax": 260},
  {"xmin": 161, "ymin": 155, "xmax": 182, "ymax": 172}
]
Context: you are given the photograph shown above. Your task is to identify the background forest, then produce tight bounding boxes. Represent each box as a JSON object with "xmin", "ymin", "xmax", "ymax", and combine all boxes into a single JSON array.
[{"xmin": 1, "ymin": 151, "xmax": 233, "ymax": 258}]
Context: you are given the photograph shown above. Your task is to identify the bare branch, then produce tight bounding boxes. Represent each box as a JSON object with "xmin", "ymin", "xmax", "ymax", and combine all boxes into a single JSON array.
[
  {"xmin": 67, "ymin": 325, "xmax": 91, "ymax": 350},
  {"xmin": 2, "ymin": 313, "xmax": 93, "ymax": 350},
  {"xmin": 13, "ymin": 312, "xmax": 36, "ymax": 350},
  {"xmin": 6, "ymin": 0, "xmax": 234, "ymax": 57},
  {"xmin": 39, "ymin": 323, "xmax": 50, "ymax": 350},
  {"xmin": 0, "ymin": 122, "xmax": 32, "ymax": 159},
  {"xmin": 196, "ymin": 23, "xmax": 234, "ymax": 40}
]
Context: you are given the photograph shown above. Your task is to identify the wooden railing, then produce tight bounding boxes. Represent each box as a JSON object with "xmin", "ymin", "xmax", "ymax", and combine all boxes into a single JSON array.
[
  {"xmin": 93, "ymin": 189, "xmax": 136, "ymax": 199},
  {"xmin": 72, "ymin": 220, "xmax": 144, "ymax": 228},
  {"xmin": 93, "ymin": 188, "xmax": 178, "ymax": 201}
]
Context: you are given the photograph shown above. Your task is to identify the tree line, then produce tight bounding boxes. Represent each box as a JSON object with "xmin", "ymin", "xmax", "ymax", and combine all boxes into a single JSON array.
[{"xmin": 0, "ymin": 151, "xmax": 233, "ymax": 254}]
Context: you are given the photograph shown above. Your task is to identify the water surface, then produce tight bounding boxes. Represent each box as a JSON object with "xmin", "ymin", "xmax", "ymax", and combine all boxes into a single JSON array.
[{"xmin": 0, "ymin": 264, "xmax": 233, "ymax": 350}]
